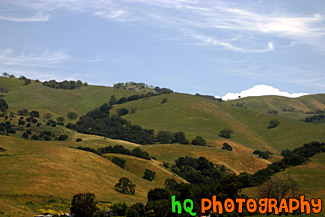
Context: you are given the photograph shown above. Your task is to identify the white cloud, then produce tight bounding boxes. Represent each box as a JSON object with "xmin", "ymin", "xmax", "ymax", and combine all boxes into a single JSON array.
[{"xmin": 217, "ymin": 85, "xmax": 308, "ymax": 101}]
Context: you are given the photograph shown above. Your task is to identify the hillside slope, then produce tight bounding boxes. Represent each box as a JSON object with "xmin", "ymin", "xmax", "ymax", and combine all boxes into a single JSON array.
[{"xmin": 225, "ymin": 94, "xmax": 325, "ymax": 120}]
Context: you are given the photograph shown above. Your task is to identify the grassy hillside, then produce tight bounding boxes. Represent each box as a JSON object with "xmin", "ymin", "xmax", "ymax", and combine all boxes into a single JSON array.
[
  {"xmin": 0, "ymin": 135, "xmax": 183, "ymax": 216},
  {"xmin": 0, "ymin": 77, "xmax": 135, "ymax": 117},
  {"xmin": 225, "ymin": 94, "xmax": 325, "ymax": 120},
  {"xmin": 111, "ymin": 93, "xmax": 325, "ymax": 153}
]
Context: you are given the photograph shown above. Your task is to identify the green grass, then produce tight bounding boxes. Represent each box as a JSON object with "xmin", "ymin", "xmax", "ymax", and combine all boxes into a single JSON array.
[{"xmin": 111, "ymin": 93, "xmax": 325, "ymax": 153}]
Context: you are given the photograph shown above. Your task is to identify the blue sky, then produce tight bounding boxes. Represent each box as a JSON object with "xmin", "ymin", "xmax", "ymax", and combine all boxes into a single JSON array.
[{"xmin": 0, "ymin": 0, "xmax": 325, "ymax": 98}]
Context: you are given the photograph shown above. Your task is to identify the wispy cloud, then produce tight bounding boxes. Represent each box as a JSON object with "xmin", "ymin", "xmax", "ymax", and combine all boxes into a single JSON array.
[
  {"xmin": 0, "ymin": 49, "xmax": 70, "ymax": 67},
  {"xmin": 0, "ymin": 13, "xmax": 49, "ymax": 22},
  {"xmin": 2, "ymin": 0, "xmax": 325, "ymax": 52}
]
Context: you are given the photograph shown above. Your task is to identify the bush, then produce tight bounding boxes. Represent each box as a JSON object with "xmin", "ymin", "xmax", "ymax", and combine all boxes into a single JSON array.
[
  {"xmin": 219, "ymin": 128, "xmax": 233, "ymax": 138},
  {"xmin": 58, "ymin": 134, "xmax": 68, "ymax": 141},
  {"xmin": 0, "ymin": 99, "xmax": 9, "ymax": 112},
  {"xmin": 163, "ymin": 162, "xmax": 170, "ymax": 168},
  {"xmin": 22, "ymin": 132, "xmax": 29, "ymax": 139},
  {"xmin": 222, "ymin": 143, "xmax": 232, "ymax": 151},
  {"xmin": 112, "ymin": 157, "xmax": 126, "ymax": 169},
  {"xmin": 143, "ymin": 169, "xmax": 156, "ymax": 181},
  {"xmin": 31, "ymin": 135, "xmax": 39, "ymax": 140},
  {"xmin": 268, "ymin": 119, "xmax": 280, "ymax": 129},
  {"xmin": 157, "ymin": 131, "xmax": 174, "ymax": 144},
  {"xmin": 70, "ymin": 193, "xmax": 98, "ymax": 217},
  {"xmin": 57, "ymin": 116, "xmax": 65, "ymax": 123},
  {"xmin": 112, "ymin": 202, "xmax": 128, "ymax": 216},
  {"xmin": 76, "ymin": 138, "xmax": 83, "ymax": 142},
  {"xmin": 30, "ymin": 111, "xmax": 40, "ymax": 118},
  {"xmin": 191, "ymin": 136, "xmax": 207, "ymax": 146},
  {"xmin": 18, "ymin": 109, "xmax": 29, "ymax": 116},
  {"xmin": 67, "ymin": 112, "xmax": 78, "ymax": 120},
  {"xmin": 161, "ymin": 98, "xmax": 167, "ymax": 104}
]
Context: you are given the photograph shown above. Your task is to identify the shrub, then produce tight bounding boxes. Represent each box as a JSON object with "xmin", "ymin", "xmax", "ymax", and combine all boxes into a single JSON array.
[
  {"xmin": 70, "ymin": 193, "xmax": 98, "ymax": 217},
  {"xmin": 161, "ymin": 98, "xmax": 167, "ymax": 104},
  {"xmin": 67, "ymin": 112, "xmax": 78, "ymax": 120},
  {"xmin": 268, "ymin": 119, "xmax": 280, "ymax": 129},
  {"xmin": 30, "ymin": 111, "xmax": 40, "ymax": 118},
  {"xmin": 219, "ymin": 128, "xmax": 233, "ymax": 138},
  {"xmin": 76, "ymin": 138, "xmax": 83, "ymax": 142},
  {"xmin": 117, "ymin": 108, "xmax": 129, "ymax": 116},
  {"xmin": 18, "ymin": 109, "xmax": 29, "ymax": 116},
  {"xmin": 31, "ymin": 135, "xmax": 39, "ymax": 140}
]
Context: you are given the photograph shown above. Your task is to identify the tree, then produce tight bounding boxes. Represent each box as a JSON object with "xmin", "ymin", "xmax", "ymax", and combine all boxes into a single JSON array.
[
  {"xmin": 58, "ymin": 134, "xmax": 68, "ymax": 141},
  {"xmin": 172, "ymin": 131, "xmax": 189, "ymax": 144},
  {"xmin": 191, "ymin": 136, "xmax": 207, "ymax": 146},
  {"xmin": 67, "ymin": 112, "xmax": 78, "ymax": 120},
  {"xmin": 2, "ymin": 72, "xmax": 8, "ymax": 77},
  {"xmin": 112, "ymin": 157, "xmax": 126, "ymax": 169},
  {"xmin": 219, "ymin": 128, "xmax": 233, "ymax": 138},
  {"xmin": 222, "ymin": 143, "xmax": 232, "ymax": 151},
  {"xmin": 30, "ymin": 111, "xmax": 40, "ymax": 118},
  {"xmin": 24, "ymin": 79, "xmax": 31, "ymax": 85},
  {"xmin": 70, "ymin": 193, "xmax": 98, "ymax": 217},
  {"xmin": 268, "ymin": 119, "xmax": 280, "ymax": 129},
  {"xmin": 109, "ymin": 95, "xmax": 117, "ymax": 105},
  {"xmin": 115, "ymin": 177, "xmax": 136, "ymax": 195},
  {"xmin": 0, "ymin": 147, "xmax": 7, "ymax": 153},
  {"xmin": 143, "ymin": 169, "xmax": 156, "ymax": 181},
  {"xmin": 0, "ymin": 99, "xmax": 8, "ymax": 112},
  {"xmin": 18, "ymin": 109, "xmax": 29, "ymax": 116}
]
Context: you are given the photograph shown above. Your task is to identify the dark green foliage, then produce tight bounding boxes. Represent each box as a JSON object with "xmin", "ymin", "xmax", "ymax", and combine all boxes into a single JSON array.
[
  {"xmin": 0, "ymin": 99, "xmax": 8, "ymax": 112},
  {"xmin": 148, "ymin": 188, "xmax": 170, "ymax": 201},
  {"xmin": 117, "ymin": 108, "xmax": 129, "ymax": 116},
  {"xmin": 195, "ymin": 93, "xmax": 223, "ymax": 101},
  {"xmin": 109, "ymin": 95, "xmax": 117, "ymax": 104},
  {"xmin": 161, "ymin": 98, "xmax": 167, "ymax": 104},
  {"xmin": 267, "ymin": 110, "xmax": 278, "ymax": 115},
  {"xmin": 99, "ymin": 145, "xmax": 131, "ymax": 155},
  {"xmin": 18, "ymin": 120, "xmax": 25, "ymax": 125},
  {"xmin": 253, "ymin": 150, "xmax": 273, "ymax": 159},
  {"xmin": 154, "ymin": 86, "xmax": 173, "ymax": 94},
  {"xmin": 115, "ymin": 177, "xmax": 136, "ymax": 195},
  {"xmin": 30, "ymin": 111, "xmax": 40, "ymax": 118},
  {"xmin": 58, "ymin": 134, "xmax": 68, "ymax": 141},
  {"xmin": 281, "ymin": 149, "xmax": 291, "ymax": 157},
  {"xmin": 75, "ymin": 106, "xmax": 155, "ymax": 145},
  {"xmin": 44, "ymin": 113, "xmax": 52, "ymax": 119},
  {"xmin": 222, "ymin": 143, "xmax": 232, "ymax": 151},
  {"xmin": 57, "ymin": 116, "xmax": 65, "ymax": 123},
  {"xmin": 76, "ymin": 138, "xmax": 82, "ymax": 142},
  {"xmin": 0, "ymin": 147, "xmax": 7, "ymax": 152},
  {"xmin": 157, "ymin": 131, "xmax": 174, "ymax": 144},
  {"xmin": 131, "ymin": 148, "xmax": 151, "ymax": 160},
  {"xmin": 163, "ymin": 162, "xmax": 170, "ymax": 168},
  {"xmin": 22, "ymin": 132, "xmax": 28, "ymax": 139},
  {"xmin": 219, "ymin": 128, "xmax": 233, "ymax": 138},
  {"xmin": 112, "ymin": 157, "xmax": 126, "ymax": 169},
  {"xmin": 268, "ymin": 119, "xmax": 280, "ymax": 129},
  {"xmin": 143, "ymin": 169, "xmax": 156, "ymax": 181},
  {"xmin": 66, "ymin": 123, "xmax": 76, "ymax": 130},
  {"xmin": 43, "ymin": 80, "xmax": 84, "ymax": 89},
  {"xmin": 127, "ymin": 203, "xmax": 146, "ymax": 217},
  {"xmin": 70, "ymin": 193, "xmax": 98, "ymax": 217},
  {"xmin": 18, "ymin": 109, "xmax": 29, "ymax": 116},
  {"xmin": 31, "ymin": 135, "xmax": 39, "ymax": 140},
  {"xmin": 305, "ymin": 114, "xmax": 325, "ymax": 124},
  {"xmin": 76, "ymin": 147, "xmax": 100, "ymax": 155},
  {"xmin": 112, "ymin": 202, "xmax": 128, "ymax": 216},
  {"xmin": 93, "ymin": 210, "xmax": 108, "ymax": 217},
  {"xmin": 67, "ymin": 112, "xmax": 78, "ymax": 120},
  {"xmin": 191, "ymin": 136, "xmax": 207, "ymax": 146},
  {"xmin": 26, "ymin": 129, "xmax": 32, "ymax": 135},
  {"xmin": 19, "ymin": 76, "xmax": 27, "ymax": 80}
]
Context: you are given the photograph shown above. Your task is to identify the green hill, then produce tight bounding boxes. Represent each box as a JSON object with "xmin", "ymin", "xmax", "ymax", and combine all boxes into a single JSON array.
[{"xmin": 224, "ymin": 94, "xmax": 325, "ymax": 120}]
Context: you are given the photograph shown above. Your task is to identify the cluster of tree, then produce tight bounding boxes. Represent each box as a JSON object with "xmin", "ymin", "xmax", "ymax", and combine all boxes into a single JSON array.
[
  {"xmin": 113, "ymin": 82, "xmax": 173, "ymax": 94},
  {"xmin": 115, "ymin": 177, "xmax": 136, "ymax": 195},
  {"xmin": 67, "ymin": 112, "xmax": 78, "ymax": 120},
  {"xmin": 0, "ymin": 121, "xmax": 16, "ymax": 134},
  {"xmin": 305, "ymin": 114, "xmax": 325, "ymax": 124},
  {"xmin": 268, "ymin": 119, "xmax": 280, "ymax": 129},
  {"xmin": 243, "ymin": 141, "xmax": 325, "ymax": 187},
  {"xmin": 17, "ymin": 109, "xmax": 40, "ymax": 117},
  {"xmin": 99, "ymin": 145, "xmax": 151, "ymax": 160},
  {"xmin": 195, "ymin": 93, "xmax": 223, "ymax": 102},
  {"xmin": 43, "ymin": 79, "xmax": 87, "ymax": 89},
  {"xmin": 252, "ymin": 150, "xmax": 273, "ymax": 159},
  {"xmin": 73, "ymin": 105, "xmax": 155, "ymax": 144},
  {"xmin": 156, "ymin": 131, "xmax": 189, "ymax": 144},
  {"xmin": 0, "ymin": 99, "xmax": 8, "ymax": 112},
  {"xmin": 76, "ymin": 145, "xmax": 152, "ymax": 160},
  {"xmin": 2, "ymin": 72, "xmax": 16, "ymax": 78}
]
